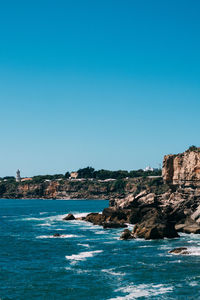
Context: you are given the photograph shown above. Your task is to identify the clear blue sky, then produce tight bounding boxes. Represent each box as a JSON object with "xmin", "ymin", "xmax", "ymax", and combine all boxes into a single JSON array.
[{"xmin": 0, "ymin": 0, "xmax": 200, "ymax": 177}]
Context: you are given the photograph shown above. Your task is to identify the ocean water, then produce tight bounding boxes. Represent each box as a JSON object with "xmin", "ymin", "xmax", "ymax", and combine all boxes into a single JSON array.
[{"xmin": 1, "ymin": 199, "xmax": 200, "ymax": 300}]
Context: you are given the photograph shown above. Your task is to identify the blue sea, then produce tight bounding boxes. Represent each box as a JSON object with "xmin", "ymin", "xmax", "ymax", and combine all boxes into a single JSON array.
[{"xmin": 1, "ymin": 199, "xmax": 200, "ymax": 300}]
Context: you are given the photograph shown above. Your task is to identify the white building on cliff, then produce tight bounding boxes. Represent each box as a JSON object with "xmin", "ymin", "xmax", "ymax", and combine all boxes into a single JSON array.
[{"xmin": 16, "ymin": 169, "xmax": 21, "ymax": 182}]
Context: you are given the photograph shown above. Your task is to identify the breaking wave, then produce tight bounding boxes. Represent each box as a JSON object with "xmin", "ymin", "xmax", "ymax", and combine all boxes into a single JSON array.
[
  {"xmin": 109, "ymin": 284, "xmax": 173, "ymax": 299},
  {"xmin": 65, "ymin": 250, "xmax": 103, "ymax": 261}
]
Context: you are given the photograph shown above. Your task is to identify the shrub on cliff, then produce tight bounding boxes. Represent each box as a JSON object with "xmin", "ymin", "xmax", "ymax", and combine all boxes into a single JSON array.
[
  {"xmin": 113, "ymin": 179, "xmax": 126, "ymax": 192},
  {"xmin": 186, "ymin": 145, "xmax": 200, "ymax": 152},
  {"xmin": 0, "ymin": 184, "xmax": 6, "ymax": 196},
  {"xmin": 77, "ymin": 167, "xmax": 95, "ymax": 179}
]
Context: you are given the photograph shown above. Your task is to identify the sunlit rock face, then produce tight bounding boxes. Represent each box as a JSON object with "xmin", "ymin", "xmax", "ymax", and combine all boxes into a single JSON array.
[{"xmin": 162, "ymin": 149, "xmax": 200, "ymax": 185}]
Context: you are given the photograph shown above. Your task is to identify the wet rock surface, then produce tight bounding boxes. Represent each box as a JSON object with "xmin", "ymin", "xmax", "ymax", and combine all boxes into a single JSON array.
[
  {"xmin": 53, "ymin": 233, "xmax": 61, "ymax": 237},
  {"xmin": 103, "ymin": 222, "xmax": 127, "ymax": 229},
  {"xmin": 169, "ymin": 247, "xmax": 189, "ymax": 255},
  {"xmin": 120, "ymin": 229, "xmax": 134, "ymax": 240},
  {"xmin": 63, "ymin": 214, "xmax": 75, "ymax": 221},
  {"xmin": 132, "ymin": 208, "xmax": 179, "ymax": 240}
]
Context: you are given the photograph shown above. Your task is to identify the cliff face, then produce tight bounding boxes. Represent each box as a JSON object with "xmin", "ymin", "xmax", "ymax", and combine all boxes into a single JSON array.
[
  {"xmin": 0, "ymin": 177, "xmax": 166, "ymax": 200},
  {"xmin": 162, "ymin": 149, "xmax": 200, "ymax": 184},
  {"xmin": 109, "ymin": 149, "xmax": 200, "ymax": 238}
]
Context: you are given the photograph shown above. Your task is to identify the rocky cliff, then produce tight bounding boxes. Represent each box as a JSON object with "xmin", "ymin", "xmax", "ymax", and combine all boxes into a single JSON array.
[
  {"xmin": 162, "ymin": 148, "xmax": 200, "ymax": 184},
  {"xmin": 0, "ymin": 177, "xmax": 166, "ymax": 201},
  {"xmin": 102, "ymin": 148, "xmax": 200, "ymax": 239}
]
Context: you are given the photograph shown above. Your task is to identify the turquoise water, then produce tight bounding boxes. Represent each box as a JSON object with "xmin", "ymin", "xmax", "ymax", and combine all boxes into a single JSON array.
[{"xmin": 1, "ymin": 199, "xmax": 200, "ymax": 300}]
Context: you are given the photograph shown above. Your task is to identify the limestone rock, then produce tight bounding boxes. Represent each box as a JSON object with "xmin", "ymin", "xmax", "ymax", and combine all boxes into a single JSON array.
[
  {"xmin": 163, "ymin": 149, "xmax": 200, "ymax": 184},
  {"xmin": 132, "ymin": 208, "xmax": 179, "ymax": 240}
]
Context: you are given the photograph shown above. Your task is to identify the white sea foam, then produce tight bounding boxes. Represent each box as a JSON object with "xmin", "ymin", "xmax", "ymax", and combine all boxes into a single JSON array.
[
  {"xmin": 185, "ymin": 246, "xmax": 200, "ymax": 256},
  {"xmin": 77, "ymin": 243, "xmax": 90, "ymax": 248},
  {"xmin": 108, "ymin": 284, "xmax": 173, "ymax": 299},
  {"xmin": 169, "ymin": 246, "xmax": 200, "ymax": 256},
  {"xmin": 36, "ymin": 234, "xmax": 79, "ymax": 239},
  {"xmin": 73, "ymin": 212, "xmax": 90, "ymax": 218},
  {"xmin": 189, "ymin": 281, "xmax": 198, "ymax": 287},
  {"xmin": 36, "ymin": 223, "xmax": 51, "ymax": 227},
  {"xmin": 95, "ymin": 231, "xmax": 106, "ymax": 235},
  {"xmin": 22, "ymin": 213, "xmax": 72, "ymax": 225},
  {"xmin": 138, "ymin": 245, "xmax": 155, "ymax": 248},
  {"xmin": 102, "ymin": 268, "xmax": 125, "ymax": 276},
  {"xmin": 65, "ymin": 250, "xmax": 103, "ymax": 262}
]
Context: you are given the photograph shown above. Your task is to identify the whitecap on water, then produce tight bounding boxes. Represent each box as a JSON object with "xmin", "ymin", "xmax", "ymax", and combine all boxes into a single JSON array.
[
  {"xmin": 77, "ymin": 243, "xmax": 90, "ymax": 248},
  {"xmin": 95, "ymin": 231, "xmax": 107, "ymax": 235},
  {"xmin": 36, "ymin": 234, "xmax": 79, "ymax": 239},
  {"xmin": 109, "ymin": 284, "xmax": 173, "ymax": 299},
  {"xmin": 101, "ymin": 268, "xmax": 125, "ymax": 277},
  {"xmin": 73, "ymin": 212, "xmax": 90, "ymax": 218},
  {"xmin": 65, "ymin": 250, "xmax": 103, "ymax": 262},
  {"xmin": 185, "ymin": 246, "xmax": 200, "ymax": 256}
]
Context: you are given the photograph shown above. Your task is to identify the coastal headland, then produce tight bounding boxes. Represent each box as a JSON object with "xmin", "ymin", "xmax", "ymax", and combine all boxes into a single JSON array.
[
  {"xmin": 61, "ymin": 146, "xmax": 200, "ymax": 241},
  {"xmin": 2, "ymin": 146, "xmax": 200, "ymax": 242}
]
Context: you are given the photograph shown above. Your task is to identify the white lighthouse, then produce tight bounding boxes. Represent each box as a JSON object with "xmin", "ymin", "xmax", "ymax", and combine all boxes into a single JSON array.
[{"xmin": 16, "ymin": 169, "xmax": 21, "ymax": 182}]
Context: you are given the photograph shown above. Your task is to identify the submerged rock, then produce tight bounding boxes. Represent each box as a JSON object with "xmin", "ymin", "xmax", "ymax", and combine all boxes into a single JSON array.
[
  {"xmin": 120, "ymin": 229, "xmax": 134, "ymax": 240},
  {"xmin": 169, "ymin": 247, "xmax": 189, "ymax": 255},
  {"xmin": 63, "ymin": 214, "xmax": 75, "ymax": 221},
  {"xmin": 53, "ymin": 233, "xmax": 61, "ymax": 237}
]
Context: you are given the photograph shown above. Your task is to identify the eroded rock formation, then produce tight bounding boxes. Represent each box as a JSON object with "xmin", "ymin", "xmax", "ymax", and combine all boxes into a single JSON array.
[
  {"xmin": 163, "ymin": 148, "xmax": 200, "ymax": 184},
  {"xmin": 107, "ymin": 148, "xmax": 200, "ymax": 239}
]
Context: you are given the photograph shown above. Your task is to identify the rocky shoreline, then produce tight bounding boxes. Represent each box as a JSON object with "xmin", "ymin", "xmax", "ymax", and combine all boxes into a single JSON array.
[{"xmin": 62, "ymin": 148, "xmax": 200, "ymax": 242}]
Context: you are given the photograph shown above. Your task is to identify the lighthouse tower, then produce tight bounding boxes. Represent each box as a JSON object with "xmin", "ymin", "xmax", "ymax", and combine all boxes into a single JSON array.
[{"xmin": 16, "ymin": 169, "xmax": 21, "ymax": 182}]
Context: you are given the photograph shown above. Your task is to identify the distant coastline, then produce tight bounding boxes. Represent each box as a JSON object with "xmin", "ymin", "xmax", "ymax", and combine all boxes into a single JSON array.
[{"xmin": 0, "ymin": 175, "xmax": 164, "ymax": 201}]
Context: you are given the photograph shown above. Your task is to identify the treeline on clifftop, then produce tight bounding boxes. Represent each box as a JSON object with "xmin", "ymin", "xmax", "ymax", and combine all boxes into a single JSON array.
[
  {"xmin": 75, "ymin": 167, "xmax": 161, "ymax": 180},
  {"xmin": 30, "ymin": 167, "xmax": 161, "ymax": 182},
  {"xmin": 0, "ymin": 167, "xmax": 161, "ymax": 184}
]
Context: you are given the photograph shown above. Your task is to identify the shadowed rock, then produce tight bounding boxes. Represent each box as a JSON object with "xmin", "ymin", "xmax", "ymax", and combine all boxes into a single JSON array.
[
  {"xmin": 63, "ymin": 214, "xmax": 75, "ymax": 221},
  {"xmin": 120, "ymin": 229, "xmax": 134, "ymax": 240},
  {"xmin": 103, "ymin": 222, "xmax": 127, "ymax": 229},
  {"xmin": 84, "ymin": 213, "xmax": 104, "ymax": 225},
  {"xmin": 132, "ymin": 208, "xmax": 179, "ymax": 240},
  {"xmin": 169, "ymin": 247, "xmax": 189, "ymax": 255},
  {"xmin": 53, "ymin": 233, "xmax": 61, "ymax": 237}
]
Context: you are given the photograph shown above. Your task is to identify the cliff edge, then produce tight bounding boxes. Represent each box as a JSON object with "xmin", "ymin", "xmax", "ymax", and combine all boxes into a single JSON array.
[
  {"xmin": 163, "ymin": 147, "xmax": 200, "ymax": 184},
  {"xmin": 104, "ymin": 147, "xmax": 200, "ymax": 239}
]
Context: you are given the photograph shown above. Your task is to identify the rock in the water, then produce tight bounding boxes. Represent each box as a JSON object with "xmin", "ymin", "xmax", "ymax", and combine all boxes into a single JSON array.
[
  {"xmin": 169, "ymin": 247, "xmax": 189, "ymax": 255},
  {"xmin": 84, "ymin": 213, "xmax": 104, "ymax": 225},
  {"xmin": 120, "ymin": 229, "xmax": 134, "ymax": 240},
  {"xmin": 103, "ymin": 222, "xmax": 127, "ymax": 229},
  {"xmin": 182, "ymin": 224, "xmax": 200, "ymax": 234},
  {"xmin": 63, "ymin": 214, "xmax": 75, "ymax": 221},
  {"xmin": 175, "ymin": 217, "xmax": 200, "ymax": 234},
  {"xmin": 53, "ymin": 233, "xmax": 61, "ymax": 237},
  {"xmin": 132, "ymin": 208, "xmax": 179, "ymax": 240},
  {"xmin": 76, "ymin": 217, "xmax": 86, "ymax": 221},
  {"xmin": 102, "ymin": 207, "xmax": 128, "ymax": 223}
]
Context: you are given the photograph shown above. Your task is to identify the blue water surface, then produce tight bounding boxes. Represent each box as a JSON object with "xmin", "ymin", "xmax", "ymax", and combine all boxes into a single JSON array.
[{"xmin": 0, "ymin": 199, "xmax": 200, "ymax": 300}]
